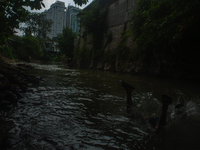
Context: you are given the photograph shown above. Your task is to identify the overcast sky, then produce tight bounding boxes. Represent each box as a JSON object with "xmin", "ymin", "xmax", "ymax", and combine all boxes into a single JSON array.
[{"xmin": 30, "ymin": 0, "xmax": 93, "ymax": 12}]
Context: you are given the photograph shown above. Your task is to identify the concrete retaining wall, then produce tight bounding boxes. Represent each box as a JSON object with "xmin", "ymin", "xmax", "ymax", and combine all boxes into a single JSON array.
[
  {"xmin": 107, "ymin": 0, "xmax": 136, "ymax": 27},
  {"xmin": 77, "ymin": 0, "xmax": 139, "ymax": 73}
]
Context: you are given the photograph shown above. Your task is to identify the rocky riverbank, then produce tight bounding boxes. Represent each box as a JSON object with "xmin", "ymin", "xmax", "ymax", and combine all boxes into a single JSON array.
[{"xmin": 0, "ymin": 58, "xmax": 41, "ymax": 110}]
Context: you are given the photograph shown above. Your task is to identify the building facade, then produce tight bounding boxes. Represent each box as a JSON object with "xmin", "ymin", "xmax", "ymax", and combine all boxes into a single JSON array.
[
  {"xmin": 43, "ymin": 1, "xmax": 80, "ymax": 39},
  {"xmin": 43, "ymin": 1, "xmax": 67, "ymax": 39},
  {"xmin": 66, "ymin": 5, "xmax": 80, "ymax": 35}
]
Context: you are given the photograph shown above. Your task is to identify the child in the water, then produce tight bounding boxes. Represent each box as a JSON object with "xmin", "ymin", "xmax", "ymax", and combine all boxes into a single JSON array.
[{"xmin": 120, "ymin": 80, "xmax": 173, "ymax": 131}]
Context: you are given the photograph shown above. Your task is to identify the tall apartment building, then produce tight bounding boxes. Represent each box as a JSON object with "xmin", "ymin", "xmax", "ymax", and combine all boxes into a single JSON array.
[
  {"xmin": 43, "ymin": 1, "xmax": 80, "ymax": 39},
  {"xmin": 66, "ymin": 5, "xmax": 80, "ymax": 35},
  {"xmin": 43, "ymin": 1, "xmax": 67, "ymax": 39}
]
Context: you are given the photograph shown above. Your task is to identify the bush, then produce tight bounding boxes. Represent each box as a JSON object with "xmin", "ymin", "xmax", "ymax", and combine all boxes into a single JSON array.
[
  {"xmin": 56, "ymin": 27, "xmax": 76, "ymax": 59},
  {"xmin": 130, "ymin": 0, "xmax": 200, "ymax": 79},
  {"xmin": 3, "ymin": 35, "xmax": 43, "ymax": 61}
]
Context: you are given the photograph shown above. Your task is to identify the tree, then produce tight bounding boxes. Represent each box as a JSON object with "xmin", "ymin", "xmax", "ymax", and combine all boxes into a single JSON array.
[
  {"xmin": 11, "ymin": 35, "xmax": 42, "ymax": 60},
  {"xmin": 130, "ymin": 0, "xmax": 200, "ymax": 79},
  {"xmin": 79, "ymin": 0, "xmax": 108, "ymax": 48},
  {"xmin": 56, "ymin": 27, "xmax": 76, "ymax": 59},
  {"xmin": 80, "ymin": 1, "xmax": 108, "ymax": 38},
  {"xmin": 73, "ymin": 0, "xmax": 88, "ymax": 6},
  {"xmin": 0, "ymin": 0, "xmax": 45, "ymax": 46},
  {"xmin": 79, "ymin": 1, "xmax": 108, "ymax": 59},
  {"xmin": 20, "ymin": 12, "xmax": 52, "ymax": 39},
  {"xmin": 130, "ymin": 0, "xmax": 200, "ymax": 52}
]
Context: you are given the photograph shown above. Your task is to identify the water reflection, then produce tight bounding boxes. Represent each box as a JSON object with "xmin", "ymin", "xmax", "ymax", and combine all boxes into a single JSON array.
[{"xmin": 1, "ymin": 63, "xmax": 200, "ymax": 150}]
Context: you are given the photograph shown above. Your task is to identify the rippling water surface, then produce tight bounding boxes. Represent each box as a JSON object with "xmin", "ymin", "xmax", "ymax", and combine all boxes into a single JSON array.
[{"xmin": 1, "ymin": 63, "xmax": 200, "ymax": 150}]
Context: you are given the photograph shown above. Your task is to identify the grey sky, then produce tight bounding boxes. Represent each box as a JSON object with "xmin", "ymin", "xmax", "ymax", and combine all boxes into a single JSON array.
[{"xmin": 29, "ymin": 0, "xmax": 93, "ymax": 12}]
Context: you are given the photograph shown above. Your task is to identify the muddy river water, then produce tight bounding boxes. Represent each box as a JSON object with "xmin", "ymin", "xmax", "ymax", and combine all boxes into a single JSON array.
[{"xmin": 1, "ymin": 63, "xmax": 200, "ymax": 150}]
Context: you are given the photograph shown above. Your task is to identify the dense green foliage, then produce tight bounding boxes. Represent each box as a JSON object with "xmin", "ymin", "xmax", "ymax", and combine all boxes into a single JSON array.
[
  {"xmin": 80, "ymin": 1, "xmax": 108, "ymax": 41},
  {"xmin": 56, "ymin": 28, "xmax": 76, "ymax": 60},
  {"xmin": 0, "ymin": 0, "xmax": 44, "ymax": 46},
  {"xmin": 1, "ymin": 35, "xmax": 43, "ymax": 61},
  {"xmin": 73, "ymin": 0, "xmax": 88, "ymax": 6},
  {"xmin": 131, "ymin": 0, "xmax": 200, "ymax": 51},
  {"xmin": 20, "ymin": 12, "xmax": 53, "ymax": 38},
  {"xmin": 130, "ymin": 0, "xmax": 200, "ymax": 79},
  {"xmin": 12, "ymin": 35, "xmax": 43, "ymax": 60},
  {"xmin": 75, "ymin": 1, "xmax": 108, "ymax": 65},
  {"xmin": 0, "ymin": 0, "xmax": 45, "ymax": 61}
]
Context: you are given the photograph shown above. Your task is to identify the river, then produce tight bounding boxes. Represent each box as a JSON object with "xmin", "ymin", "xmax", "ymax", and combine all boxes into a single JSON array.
[{"xmin": 1, "ymin": 63, "xmax": 200, "ymax": 150}]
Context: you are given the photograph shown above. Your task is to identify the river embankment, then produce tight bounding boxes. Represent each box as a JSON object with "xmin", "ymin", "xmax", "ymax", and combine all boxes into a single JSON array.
[{"xmin": 0, "ymin": 56, "xmax": 41, "ymax": 110}]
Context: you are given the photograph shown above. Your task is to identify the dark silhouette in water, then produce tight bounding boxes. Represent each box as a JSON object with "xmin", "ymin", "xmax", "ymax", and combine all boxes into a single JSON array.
[
  {"xmin": 152, "ymin": 95, "xmax": 173, "ymax": 131},
  {"xmin": 120, "ymin": 80, "xmax": 173, "ymax": 132},
  {"xmin": 119, "ymin": 80, "xmax": 135, "ymax": 113}
]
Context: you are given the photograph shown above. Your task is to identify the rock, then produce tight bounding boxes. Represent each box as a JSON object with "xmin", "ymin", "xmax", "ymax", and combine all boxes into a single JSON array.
[
  {"xmin": 0, "ymin": 59, "xmax": 40, "ymax": 111},
  {"xmin": 18, "ymin": 100, "xmax": 26, "ymax": 104},
  {"xmin": 36, "ymin": 76, "xmax": 42, "ymax": 80},
  {"xmin": 0, "ymin": 135, "xmax": 24, "ymax": 150},
  {"xmin": 10, "ymin": 87, "xmax": 23, "ymax": 99},
  {"xmin": 5, "ymin": 91, "xmax": 18, "ymax": 104},
  {"xmin": 0, "ymin": 74, "xmax": 4, "ymax": 79},
  {"xmin": 0, "ymin": 101, "xmax": 11, "ymax": 110},
  {"xmin": 0, "ymin": 82, "xmax": 6, "ymax": 90},
  {"xmin": 19, "ymin": 85, "xmax": 28, "ymax": 93},
  {"xmin": 6, "ymin": 74, "xmax": 22, "ymax": 86},
  {"xmin": 27, "ymin": 76, "xmax": 39, "ymax": 86},
  {"xmin": 17, "ymin": 63, "xmax": 35, "ymax": 70}
]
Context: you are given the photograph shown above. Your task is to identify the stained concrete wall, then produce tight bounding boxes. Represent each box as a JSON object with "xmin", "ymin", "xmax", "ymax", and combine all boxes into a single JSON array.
[
  {"xmin": 104, "ymin": 0, "xmax": 137, "ymax": 55},
  {"xmin": 77, "ymin": 0, "xmax": 139, "ymax": 72},
  {"xmin": 107, "ymin": 0, "xmax": 137, "ymax": 27},
  {"xmin": 80, "ymin": 0, "xmax": 137, "ymax": 36}
]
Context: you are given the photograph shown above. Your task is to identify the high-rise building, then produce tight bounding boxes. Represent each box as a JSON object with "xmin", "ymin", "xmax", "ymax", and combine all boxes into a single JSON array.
[
  {"xmin": 43, "ymin": 1, "xmax": 67, "ymax": 39},
  {"xmin": 43, "ymin": 1, "xmax": 80, "ymax": 39},
  {"xmin": 66, "ymin": 5, "xmax": 80, "ymax": 35}
]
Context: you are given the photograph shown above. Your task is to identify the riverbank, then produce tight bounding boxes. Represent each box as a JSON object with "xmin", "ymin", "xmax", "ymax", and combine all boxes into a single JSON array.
[{"xmin": 0, "ymin": 56, "xmax": 41, "ymax": 110}]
